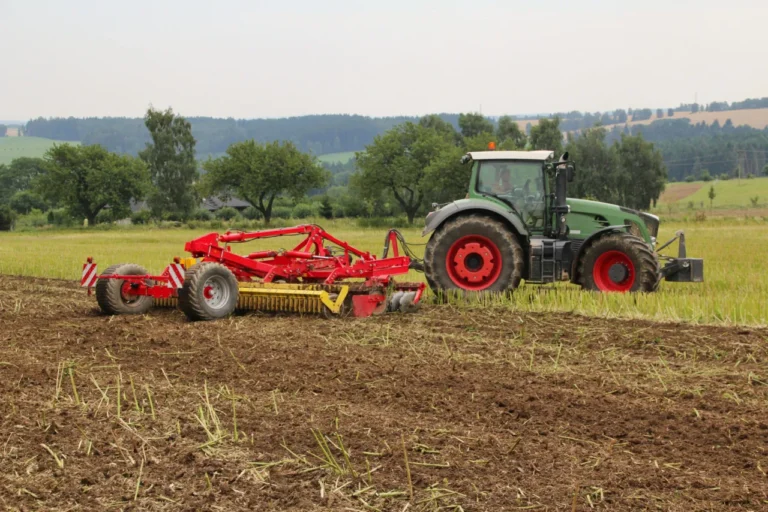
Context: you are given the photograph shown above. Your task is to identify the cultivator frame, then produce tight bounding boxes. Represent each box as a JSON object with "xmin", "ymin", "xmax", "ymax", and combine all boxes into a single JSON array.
[{"xmin": 82, "ymin": 225, "xmax": 425, "ymax": 320}]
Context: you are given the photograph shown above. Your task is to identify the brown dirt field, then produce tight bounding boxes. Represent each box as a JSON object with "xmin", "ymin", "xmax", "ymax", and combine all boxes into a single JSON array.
[
  {"xmin": 658, "ymin": 183, "xmax": 704, "ymax": 204},
  {"xmin": 1, "ymin": 275, "xmax": 767, "ymax": 511}
]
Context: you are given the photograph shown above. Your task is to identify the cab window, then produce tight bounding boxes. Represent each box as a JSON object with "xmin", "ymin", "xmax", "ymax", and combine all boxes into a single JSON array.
[{"xmin": 476, "ymin": 160, "xmax": 546, "ymax": 229}]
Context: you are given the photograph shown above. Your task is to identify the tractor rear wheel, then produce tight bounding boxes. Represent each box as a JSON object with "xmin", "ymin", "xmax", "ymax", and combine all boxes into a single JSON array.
[
  {"xmin": 579, "ymin": 233, "xmax": 660, "ymax": 292},
  {"xmin": 95, "ymin": 263, "xmax": 154, "ymax": 315},
  {"xmin": 178, "ymin": 262, "xmax": 239, "ymax": 321},
  {"xmin": 424, "ymin": 215, "xmax": 524, "ymax": 296}
]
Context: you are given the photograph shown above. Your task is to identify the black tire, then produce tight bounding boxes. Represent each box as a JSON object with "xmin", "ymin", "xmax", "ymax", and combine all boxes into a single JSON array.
[
  {"xmin": 578, "ymin": 233, "xmax": 660, "ymax": 292},
  {"xmin": 95, "ymin": 263, "xmax": 154, "ymax": 315},
  {"xmin": 424, "ymin": 215, "xmax": 524, "ymax": 297},
  {"xmin": 178, "ymin": 263, "xmax": 239, "ymax": 321}
]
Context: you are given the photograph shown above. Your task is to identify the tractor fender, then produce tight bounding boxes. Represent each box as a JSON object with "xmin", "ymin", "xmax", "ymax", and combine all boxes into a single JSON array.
[
  {"xmin": 421, "ymin": 199, "xmax": 529, "ymax": 239},
  {"xmin": 570, "ymin": 225, "xmax": 630, "ymax": 283}
]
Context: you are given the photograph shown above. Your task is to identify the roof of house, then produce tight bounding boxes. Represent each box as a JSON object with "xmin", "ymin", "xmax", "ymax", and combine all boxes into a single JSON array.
[{"xmin": 201, "ymin": 197, "xmax": 252, "ymax": 211}]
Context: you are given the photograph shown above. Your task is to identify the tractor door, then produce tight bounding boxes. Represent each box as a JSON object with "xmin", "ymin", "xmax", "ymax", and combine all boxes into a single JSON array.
[{"xmin": 475, "ymin": 160, "xmax": 547, "ymax": 233}]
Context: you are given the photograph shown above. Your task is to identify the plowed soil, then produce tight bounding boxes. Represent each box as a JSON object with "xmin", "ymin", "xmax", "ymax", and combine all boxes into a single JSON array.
[{"xmin": 1, "ymin": 275, "xmax": 767, "ymax": 511}]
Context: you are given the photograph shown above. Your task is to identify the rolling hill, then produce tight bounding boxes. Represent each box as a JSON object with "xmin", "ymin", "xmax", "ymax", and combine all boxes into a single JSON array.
[{"xmin": 0, "ymin": 136, "xmax": 79, "ymax": 165}]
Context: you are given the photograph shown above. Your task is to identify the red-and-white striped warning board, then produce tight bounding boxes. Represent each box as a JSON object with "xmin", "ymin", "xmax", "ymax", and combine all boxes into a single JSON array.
[
  {"xmin": 166, "ymin": 263, "xmax": 185, "ymax": 289},
  {"xmin": 81, "ymin": 263, "xmax": 98, "ymax": 287}
]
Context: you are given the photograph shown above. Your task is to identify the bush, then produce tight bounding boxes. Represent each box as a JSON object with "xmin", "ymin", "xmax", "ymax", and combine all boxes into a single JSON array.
[
  {"xmin": 699, "ymin": 170, "xmax": 712, "ymax": 182},
  {"xmin": 47, "ymin": 208, "xmax": 74, "ymax": 227},
  {"xmin": 26, "ymin": 208, "xmax": 49, "ymax": 228},
  {"xmin": 215, "ymin": 207, "xmax": 240, "ymax": 221},
  {"xmin": 95, "ymin": 209, "xmax": 117, "ymax": 224},
  {"xmin": 291, "ymin": 203, "xmax": 316, "ymax": 219},
  {"xmin": 0, "ymin": 205, "xmax": 17, "ymax": 231},
  {"xmin": 191, "ymin": 209, "xmax": 214, "ymax": 221},
  {"xmin": 162, "ymin": 211, "xmax": 185, "ymax": 222},
  {"xmin": 747, "ymin": 173, "xmax": 755, "ymax": 179},
  {"xmin": 694, "ymin": 211, "xmax": 706, "ymax": 222},
  {"xmin": 242, "ymin": 206, "xmax": 262, "ymax": 220},
  {"xmin": 719, "ymin": 173, "xmax": 731, "ymax": 180},
  {"xmin": 271, "ymin": 206, "xmax": 292, "ymax": 220},
  {"xmin": 750, "ymin": 196, "xmax": 759, "ymax": 207},
  {"xmin": 685, "ymin": 175, "xmax": 695, "ymax": 183},
  {"xmin": 131, "ymin": 210, "xmax": 152, "ymax": 225},
  {"xmin": 356, "ymin": 217, "xmax": 412, "ymax": 229}
]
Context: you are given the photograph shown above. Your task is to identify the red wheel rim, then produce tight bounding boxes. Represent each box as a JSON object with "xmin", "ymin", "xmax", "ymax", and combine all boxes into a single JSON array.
[
  {"xmin": 203, "ymin": 285, "xmax": 214, "ymax": 300},
  {"xmin": 593, "ymin": 250, "xmax": 635, "ymax": 292},
  {"xmin": 445, "ymin": 235, "xmax": 502, "ymax": 291}
]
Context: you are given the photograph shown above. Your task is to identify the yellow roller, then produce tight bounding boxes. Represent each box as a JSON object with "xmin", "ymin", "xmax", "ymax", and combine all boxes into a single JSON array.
[{"xmin": 151, "ymin": 282, "xmax": 351, "ymax": 316}]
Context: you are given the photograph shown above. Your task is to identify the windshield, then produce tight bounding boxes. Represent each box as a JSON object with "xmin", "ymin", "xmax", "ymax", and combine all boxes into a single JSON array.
[{"xmin": 476, "ymin": 160, "xmax": 546, "ymax": 229}]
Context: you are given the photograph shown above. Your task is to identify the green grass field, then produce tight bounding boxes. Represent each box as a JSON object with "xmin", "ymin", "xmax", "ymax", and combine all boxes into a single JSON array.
[
  {"xmin": 658, "ymin": 176, "xmax": 768, "ymax": 208},
  {"xmin": 317, "ymin": 151, "xmax": 357, "ymax": 164},
  {"xmin": 1, "ymin": 218, "xmax": 766, "ymax": 325},
  {"xmin": 0, "ymin": 137, "xmax": 80, "ymax": 165}
]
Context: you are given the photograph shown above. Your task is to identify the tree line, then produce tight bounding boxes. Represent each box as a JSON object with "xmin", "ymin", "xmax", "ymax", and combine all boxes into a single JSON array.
[
  {"xmin": 604, "ymin": 119, "xmax": 768, "ymax": 181},
  {"xmin": 2, "ymin": 108, "xmax": 670, "ymax": 230}
]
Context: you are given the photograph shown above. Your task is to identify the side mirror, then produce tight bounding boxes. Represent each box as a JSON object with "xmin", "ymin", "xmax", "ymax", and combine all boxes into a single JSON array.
[{"xmin": 460, "ymin": 154, "xmax": 471, "ymax": 165}]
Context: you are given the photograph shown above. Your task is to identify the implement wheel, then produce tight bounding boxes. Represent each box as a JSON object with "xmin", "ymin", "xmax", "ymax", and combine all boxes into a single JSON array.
[
  {"xmin": 95, "ymin": 263, "xmax": 154, "ymax": 315},
  {"xmin": 424, "ymin": 215, "xmax": 524, "ymax": 296},
  {"xmin": 579, "ymin": 233, "xmax": 660, "ymax": 292},
  {"xmin": 178, "ymin": 262, "xmax": 239, "ymax": 321}
]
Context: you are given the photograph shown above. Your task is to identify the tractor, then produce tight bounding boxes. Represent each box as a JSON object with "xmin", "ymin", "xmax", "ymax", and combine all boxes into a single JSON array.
[{"xmin": 421, "ymin": 149, "xmax": 703, "ymax": 294}]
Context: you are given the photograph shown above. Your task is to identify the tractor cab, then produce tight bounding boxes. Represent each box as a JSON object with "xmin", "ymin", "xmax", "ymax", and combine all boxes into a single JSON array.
[{"xmin": 466, "ymin": 150, "xmax": 553, "ymax": 233}]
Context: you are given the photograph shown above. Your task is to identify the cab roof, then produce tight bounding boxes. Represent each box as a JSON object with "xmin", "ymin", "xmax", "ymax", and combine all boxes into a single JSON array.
[{"xmin": 467, "ymin": 150, "xmax": 555, "ymax": 161}]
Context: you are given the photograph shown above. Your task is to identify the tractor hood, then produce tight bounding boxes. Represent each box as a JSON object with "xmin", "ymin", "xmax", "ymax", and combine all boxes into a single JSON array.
[{"xmin": 565, "ymin": 197, "xmax": 624, "ymax": 215}]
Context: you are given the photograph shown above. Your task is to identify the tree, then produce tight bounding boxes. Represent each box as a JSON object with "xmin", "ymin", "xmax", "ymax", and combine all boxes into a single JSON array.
[
  {"xmin": 0, "ymin": 157, "xmax": 47, "ymax": 204},
  {"xmin": 496, "ymin": 116, "xmax": 527, "ymax": 149},
  {"xmin": 37, "ymin": 144, "xmax": 150, "ymax": 225},
  {"xmin": 708, "ymin": 185, "xmax": 716, "ymax": 209},
  {"xmin": 529, "ymin": 117, "xmax": 564, "ymax": 155},
  {"xmin": 667, "ymin": 108, "xmax": 674, "ymax": 117},
  {"xmin": 0, "ymin": 124, "xmax": 7, "ymax": 137},
  {"xmin": 139, "ymin": 107, "xmax": 198, "ymax": 219},
  {"xmin": 763, "ymin": 164, "xmax": 768, "ymax": 176},
  {"xmin": 354, "ymin": 122, "xmax": 451, "ymax": 223},
  {"xmin": 457, "ymin": 113, "xmax": 494, "ymax": 138},
  {"xmin": 9, "ymin": 191, "xmax": 48, "ymax": 214},
  {"xmin": 565, "ymin": 126, "xmax": 620, "ymax": 204},
  {"xmin": 319, "ymin": 196, "xmax": 334, "ymax": 219},
  {"xmin": 419, "ymin": 115, "xmax": 458, "ymax": 141},
  {"xmin": 700, "ymin": 169, "xmax": 712, "ymax": 182},
  {"xmin": 614, "ymin": 134, "xmax": 667, "ymax": 210},
  {"xmin": 656, "ymin": 108, "xmax": 664, "ymax": 119},
  {"xmin": 202, "ymin": 140, "xmax": 328, "ymax": 224}
]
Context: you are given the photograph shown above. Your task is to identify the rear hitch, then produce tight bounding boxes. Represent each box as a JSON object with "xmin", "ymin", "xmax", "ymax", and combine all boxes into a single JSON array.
[{"xmin": 657, "ymin": 231, "xmax": 704, "ymax": 283}]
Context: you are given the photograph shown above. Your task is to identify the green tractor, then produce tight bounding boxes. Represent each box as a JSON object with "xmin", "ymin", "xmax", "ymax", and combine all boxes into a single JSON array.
[{"xmin": 422, "ymin": 149, "xmax": 703, "ymax": 294}]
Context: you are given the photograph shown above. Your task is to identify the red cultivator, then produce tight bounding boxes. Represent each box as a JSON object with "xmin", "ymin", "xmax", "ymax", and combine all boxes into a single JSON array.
[{"xmin": 82, "ymin": 224, "xmax": 425, "ymax": 321}]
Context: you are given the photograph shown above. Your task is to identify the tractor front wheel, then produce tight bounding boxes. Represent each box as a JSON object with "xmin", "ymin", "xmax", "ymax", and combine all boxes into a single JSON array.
[
  {"xmin": 579, "ymin": 233, "xmax": 660, "ymax": 292},
  {"xmin": 424, "ymin": 215, "xmax": 523, "ymax": 297},
  {"xmin": 95, "ymin": 263, "xmax": 154, "ymax": 315},
  {"xmin": 178, "ymin": 263, "xmax": 239, "ymax": 321}
]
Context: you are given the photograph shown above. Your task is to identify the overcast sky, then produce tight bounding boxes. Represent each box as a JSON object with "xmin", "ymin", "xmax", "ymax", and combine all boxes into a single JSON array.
[{"xmin": 1, "ymin": 0, "xmax": 766, "ymax": 121}]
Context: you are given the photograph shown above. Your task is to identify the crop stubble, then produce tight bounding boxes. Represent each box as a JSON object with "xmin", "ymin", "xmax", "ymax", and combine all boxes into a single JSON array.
[{"xmin": 0, "ymin": 275, "xmax": 767, "ymax": 511}]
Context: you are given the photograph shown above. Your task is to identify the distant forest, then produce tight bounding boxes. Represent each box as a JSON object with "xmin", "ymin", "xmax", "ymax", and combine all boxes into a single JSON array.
[
  {"xmin": 22, "ymin": 96, "xmax": 768, "ymax": 181},
  {"xmin": 24, "ymin": 114, "xmax": 458, "ymax": 157}
]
